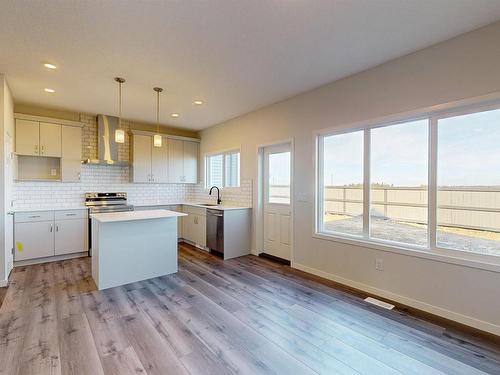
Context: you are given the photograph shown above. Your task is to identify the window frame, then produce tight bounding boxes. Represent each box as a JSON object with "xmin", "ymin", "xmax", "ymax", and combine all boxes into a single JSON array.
[
  {"xmin": 314, "ymin": 98, "xmax": 500, "ymax": 270},
  {"xmin": 204, "ymin": 148, "xmax": 241, "ymax": 189}
]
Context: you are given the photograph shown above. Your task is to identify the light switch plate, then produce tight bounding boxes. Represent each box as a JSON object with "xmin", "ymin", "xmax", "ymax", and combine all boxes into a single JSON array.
[{"xmin": 296, "ymin": 193, "xmax": 308, "ymax": 202}]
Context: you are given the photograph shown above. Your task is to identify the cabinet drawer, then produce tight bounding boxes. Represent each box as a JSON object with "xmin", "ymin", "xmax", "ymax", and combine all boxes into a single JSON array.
[
  {"xmin": 15, "ymin": 211, "xmax": 54, "ymax": 223},
  {"xmin": 185, "ymin": 205, "xmax": 206, "ymax": 216},
  {"xmin": 55, "ymin": 209, "xmax": 88, "ymax": 220}
]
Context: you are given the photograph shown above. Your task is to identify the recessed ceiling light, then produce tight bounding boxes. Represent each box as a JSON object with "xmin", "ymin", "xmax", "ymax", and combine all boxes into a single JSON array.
[
  {"xmin": 43, "ymin": 63, "xmax": 57, "ymax": 69},
  {"xmin": 44, "ymin": 88, "xmax": 55, "ymax": 93},
  {"xmin": 171, "ymin": 113, "xmax": 180, "ymax": 118},
  {"xmin": 193, "ymin": 100, "xmax": 203, "ymax": 105}
]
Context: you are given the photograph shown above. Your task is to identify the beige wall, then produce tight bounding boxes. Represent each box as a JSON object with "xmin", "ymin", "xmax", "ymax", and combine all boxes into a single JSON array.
[
  {"xmin": 200, "ymin": 21, "xmax": 500, "ymax": 334},
  {"xmin": 0, "ymin": 75, "xmax": 14, "ymax": 283},
  {"xmin": 14, "ymin": 103, "xmax": 199, "ymax": 138}
]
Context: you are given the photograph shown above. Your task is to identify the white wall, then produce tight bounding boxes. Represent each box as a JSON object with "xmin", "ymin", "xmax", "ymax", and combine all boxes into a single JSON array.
[
  {"xmin": 200, "ymin": 22, "xmax": 500, "ymax": 334},
  {"xmin": 0, "ymin": 75, "xmax": 14, "ymax": 284}
]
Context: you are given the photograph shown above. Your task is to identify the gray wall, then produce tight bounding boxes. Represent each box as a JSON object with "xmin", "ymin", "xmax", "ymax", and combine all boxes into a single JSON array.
[{"xmin": 199, "ymin": 22, "xmax": 500, "ymax": 334}]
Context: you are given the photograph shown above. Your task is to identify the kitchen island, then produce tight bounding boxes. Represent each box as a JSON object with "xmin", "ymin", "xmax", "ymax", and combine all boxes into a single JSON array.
[{"xmin": 91, "ymin": 209, "xmax": 186, "ymax": 290}]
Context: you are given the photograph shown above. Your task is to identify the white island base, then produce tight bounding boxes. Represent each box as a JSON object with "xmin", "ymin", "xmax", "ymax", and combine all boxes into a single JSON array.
[{"xmin": 91, "ymin": 210, "xmax": 186, "ymax": 290}]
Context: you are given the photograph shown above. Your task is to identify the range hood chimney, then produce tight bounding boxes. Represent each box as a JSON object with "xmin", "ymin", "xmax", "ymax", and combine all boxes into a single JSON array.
[{"xmin": 82, "ymin": 114, "xmax": 129, "ymax": 166}]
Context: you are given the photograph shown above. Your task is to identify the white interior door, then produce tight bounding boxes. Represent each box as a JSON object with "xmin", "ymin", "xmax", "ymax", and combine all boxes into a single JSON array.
[{"xmin": 263, "ymin": 143, "xmax": 292, "ymax": 261}]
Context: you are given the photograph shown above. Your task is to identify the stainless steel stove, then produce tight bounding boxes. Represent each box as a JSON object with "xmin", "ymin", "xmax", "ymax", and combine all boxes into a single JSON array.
[
  {"xmin": 86, "ymin": 192, "xmax": 134, "ymax": 255},
  {"xmin": 85, "ymin": 192, "xmax": 134, "ymax": 214}
]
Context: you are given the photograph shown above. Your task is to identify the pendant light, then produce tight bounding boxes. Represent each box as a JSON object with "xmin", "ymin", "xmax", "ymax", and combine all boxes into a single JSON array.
[
  {"xmin": 114, "ymin": 77, "xmax": 126, "ymax": 143},
  {"xmin": 153, "ymin": 87, "xmax": 163, "ymax": 147}
]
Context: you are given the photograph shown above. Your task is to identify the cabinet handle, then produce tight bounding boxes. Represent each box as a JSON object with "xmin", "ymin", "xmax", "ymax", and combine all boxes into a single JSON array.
[
  {"xmin": 65, "ymin": 213, "xmax": 77, "ymax": 216},
  {"xmin": 78, "ymin": 173, "xmax": 81, "ymax": 181},
  {"xmin": 28, "ymin": 215, "xmax": 41, "ymax": 218},
  {"xmin": 56, "ymin": 225, "xmax": 59, "ymax": 232},
  {"xmin": 41, "ymin": 145, "xmax": 44, "ymax": 155},
  {"xmin": 50, "ymin": 224, "xmax": 53, "ymax": 232},
  {"xmin": 35, "ymin": 144, "xmax": 38, "ymax": 154}
]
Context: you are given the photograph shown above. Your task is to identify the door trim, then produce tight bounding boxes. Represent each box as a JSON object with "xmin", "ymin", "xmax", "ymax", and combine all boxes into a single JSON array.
[{"xmin": 256, "ymin": 138, "xmax": 295, "ymax": 263}]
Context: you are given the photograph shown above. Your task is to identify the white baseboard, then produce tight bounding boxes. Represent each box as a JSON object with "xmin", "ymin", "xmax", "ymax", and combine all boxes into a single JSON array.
[
  {"xmin": 292, "ymin": 261, "xmax": 500, "ymax": 337},
  {"xmin": 14, "ymin": 252, "xmax": 87, "ymax": 267}
]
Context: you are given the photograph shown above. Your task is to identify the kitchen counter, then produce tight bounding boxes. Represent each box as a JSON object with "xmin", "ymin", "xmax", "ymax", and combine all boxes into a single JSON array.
[
  {"xmin": 91, "ymin": 209, "xmax": 186, "ymax": 223},
  {"xmin": 13, "ymin": 202, "xmax": 251, "ymax": 212},
  {"xmin": 12, "ymin": 206, "xmax": 88, "ymax": 213},
  {"xmin": 133, "ymin": 202, "xmax": 251, "ymax": 211},
  {"xmin": 91, "ymin": 209, "xmax": 183, "ymax": 290}
]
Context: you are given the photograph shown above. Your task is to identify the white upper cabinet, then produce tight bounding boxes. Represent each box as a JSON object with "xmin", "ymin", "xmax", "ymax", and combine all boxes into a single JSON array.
[
  {"xmin": 15, "ymin": 119, "xmax": 39, "ymax": 156},
  {"xmin": 132, "ymin": 134, "xmax": 153, "ymax": 183},
  {"xmin": 151, "ymin": 137, "xmax": 168, "ymax": 183},
  {"xmin": 61, "ymin": 125, "xmax": 82, "ymax": 182},
  {"xmin": 168, "ymin": 138, "xmax": 199, "ymax": 183},
  {"xmin": 131, "ymin": 134, "xmax": 170, "ymax": 183},
  {"xmin": 183, "ymin": 141, "xmax": 198, "ymax": 183},
  {"xmin": 16, "ymin": 118, "xmax": 63, "ymax": 157},
  {"xmin": 39, "ymin": 122, "xmax": 62, "ymax": 157},
  {"xmin": 167, "ymin": 138, "xmax": 184, "ymax": 183},
  {"xmin": 15, "ymin": 115, "xmax": 84, "ymax": 182}
]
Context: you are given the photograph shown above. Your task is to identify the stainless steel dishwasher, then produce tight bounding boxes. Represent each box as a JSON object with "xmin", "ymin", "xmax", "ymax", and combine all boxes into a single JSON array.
[{"xmin": 206, "ymin": 209, "xmax": 224, "ymax": 254}]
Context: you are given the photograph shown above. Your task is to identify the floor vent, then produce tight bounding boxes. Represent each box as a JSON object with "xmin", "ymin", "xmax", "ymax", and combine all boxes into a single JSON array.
[{"xmin": 364, "ymin": 296, "xmax": 395, "ymax": 310}]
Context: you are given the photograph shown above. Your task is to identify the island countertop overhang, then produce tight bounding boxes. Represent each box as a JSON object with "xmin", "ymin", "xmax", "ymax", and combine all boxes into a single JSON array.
[{"xmin": 91, "ymin": 209, "xmax": 187, "ymax": 223}]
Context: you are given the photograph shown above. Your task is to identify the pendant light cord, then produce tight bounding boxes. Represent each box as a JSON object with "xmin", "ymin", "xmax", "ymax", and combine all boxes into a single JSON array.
[
  {"xmin": 154, "ymin": 87, "xmax": 163, "ymax": 134},
  {"xmin": 156, "ymin": 89, "xmax": 160, "ymax": 133},
  {"xmin": 118, "ymin": 81, "xmax": 122, "ymax": 129},
  {"xmin": 114, "ymin": 77, "xmax": 126, "ymax": 129}
]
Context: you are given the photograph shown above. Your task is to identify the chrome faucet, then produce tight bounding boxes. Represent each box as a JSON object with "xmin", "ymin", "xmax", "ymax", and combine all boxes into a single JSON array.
[{"xmin": 209, "ymin": 186, "xmax": 222, "ymax": 205}]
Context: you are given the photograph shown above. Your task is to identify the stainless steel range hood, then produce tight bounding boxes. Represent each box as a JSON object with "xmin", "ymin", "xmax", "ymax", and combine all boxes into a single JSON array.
[{"xmin": 82, "ymin": 114, "xmax": 129, "ymax": 166}]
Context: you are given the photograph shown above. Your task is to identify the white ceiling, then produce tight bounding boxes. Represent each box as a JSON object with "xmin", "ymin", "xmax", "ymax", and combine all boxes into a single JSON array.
[{"xmin": 1, "ymin": 1, "xmax": 500, "ymax": 130}]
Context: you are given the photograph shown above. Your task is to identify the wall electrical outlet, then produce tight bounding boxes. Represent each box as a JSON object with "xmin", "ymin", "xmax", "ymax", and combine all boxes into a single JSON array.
[{"xmin": 375, "ymin": 258, "xmax": 383, "ymax": 271}]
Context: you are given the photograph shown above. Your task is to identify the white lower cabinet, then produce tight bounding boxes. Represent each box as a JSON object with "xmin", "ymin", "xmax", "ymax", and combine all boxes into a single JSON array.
[
  {"xmin": 195, "ymin": 214, "xmax": 206, "ymax": 247},
  {"xmin": 14, "ymin": 221, "xmax": 54, "ymax": 261},
  {"xmin": 14, "ymin": 209, "xmax": 88, "ymax": 262},
  {"xmin": 55, "ymin": 218, "xmax": 88, "ymax": 255},
  {"xmin": 182, "ymin": 207, "xmax": 206, "ymax": 247}
]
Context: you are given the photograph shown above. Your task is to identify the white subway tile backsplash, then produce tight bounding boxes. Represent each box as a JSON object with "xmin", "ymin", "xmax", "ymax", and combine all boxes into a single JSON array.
[
  {"xmin": 13, "ymin": 165, "xmax": 190, "ymax": 209},
  {"xmin": 13, "ymin": 166, "xmax": 253, "ymax": 209},
  {"xmin": 190, "ymin": 179, "xmax": 253, "ymax": 207}
]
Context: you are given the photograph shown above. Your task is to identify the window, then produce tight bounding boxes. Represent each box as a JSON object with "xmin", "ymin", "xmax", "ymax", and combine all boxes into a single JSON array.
[
  {"xmin": 370, "ymin": 120, "xmax": 428, "ymax": 246},
  {"xmin": 437, "ymin": 109, "xmax": 500, "ymax": 256},
  {"xmin": 316, "ymin": 102, "xmax": 500, "ymax": 258},
  {"xmin": 225, "ymin": 152, "xmax": 240, "ymax": 187},
  {"xmin": 205, "ymin": 150, "xmax": 240, "ymax": 188},
  {"xmin": 267, "ymin": 151, "xmax": 291, "ymax": 204},
  {"xmin": 320, "ymin": 131, "xmax": 364, "ymax": 236}
]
